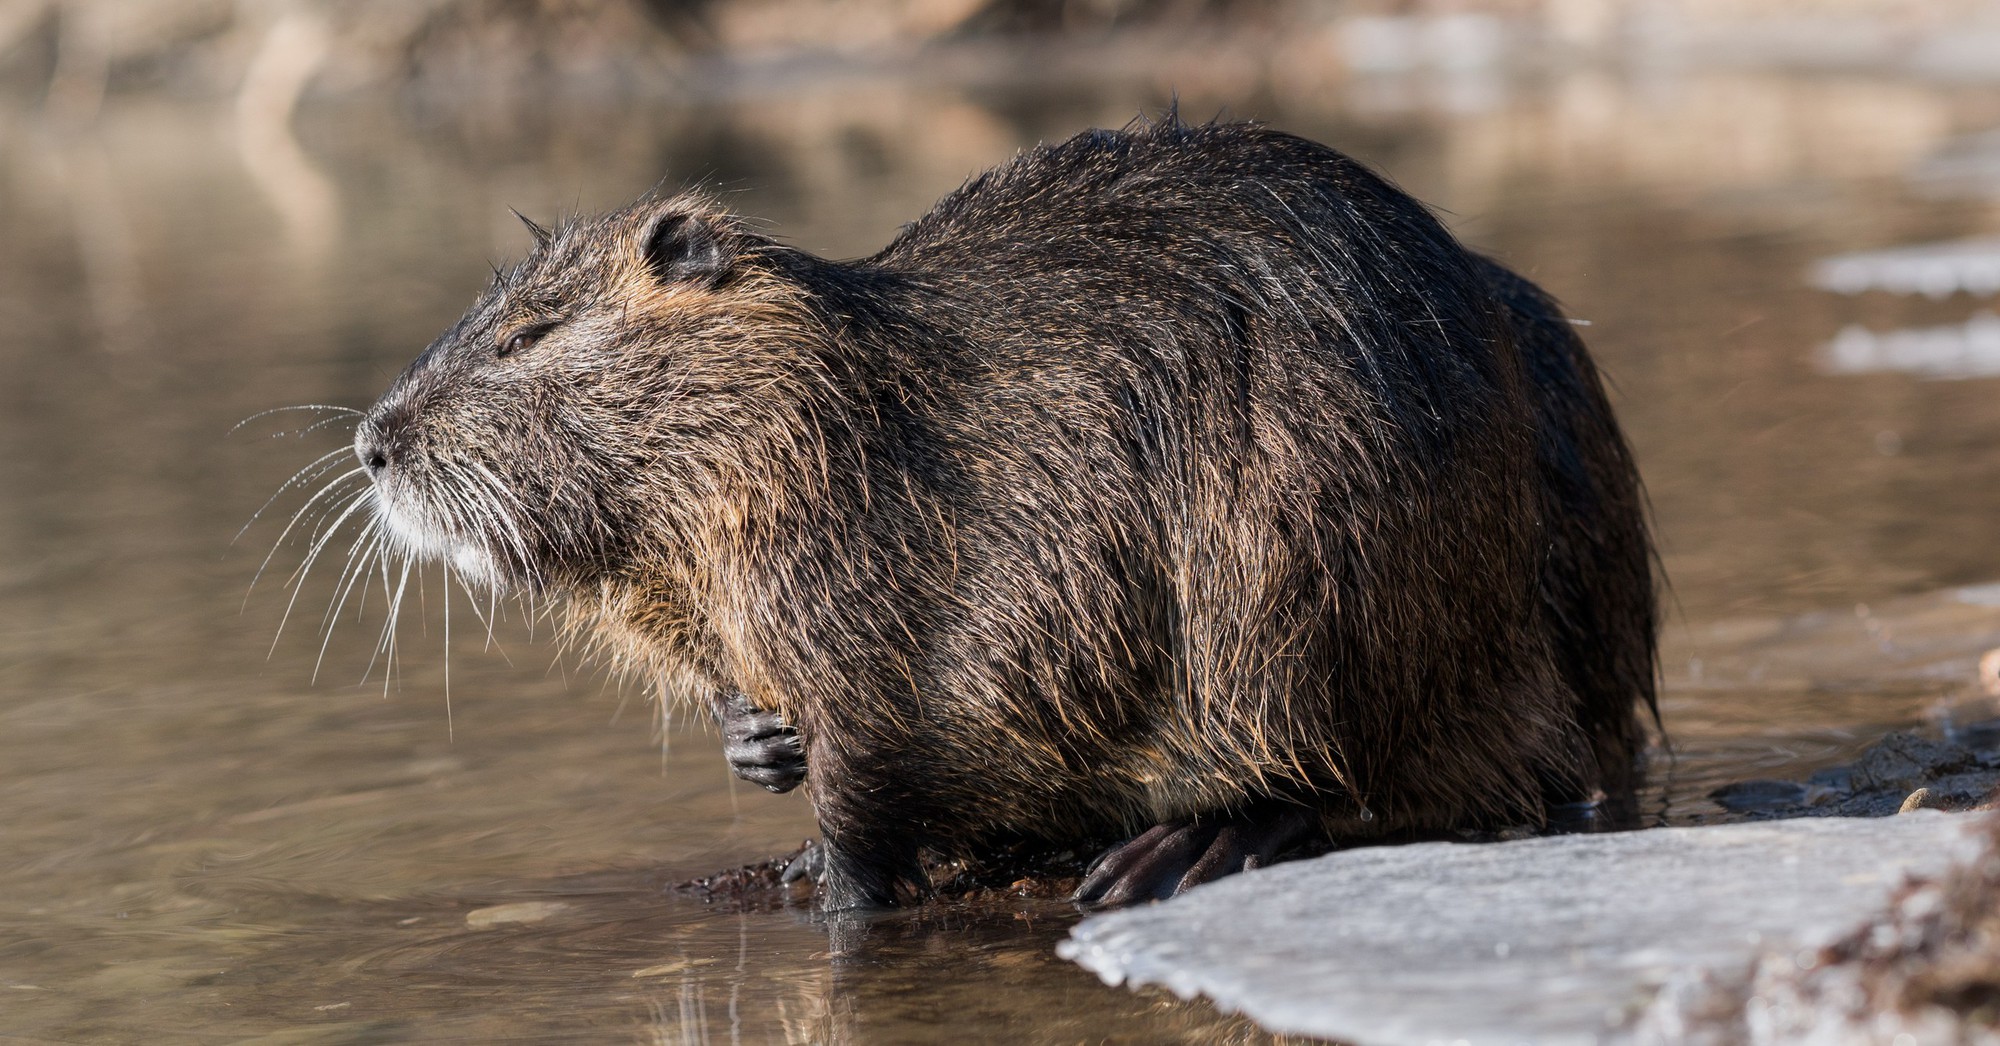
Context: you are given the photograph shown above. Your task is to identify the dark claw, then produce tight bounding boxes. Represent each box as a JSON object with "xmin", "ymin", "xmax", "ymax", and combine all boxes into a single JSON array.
[
  {"xmin": 781, "ymin": 840, "xmax": 826, "ymax": 884},
  {"xmin": 1072, "ymin": 805, "xmax": 1314, "ymax": 908},
  {"xmin": 718, "ymin": 690, "xmax": 806, "ymax": 794}
]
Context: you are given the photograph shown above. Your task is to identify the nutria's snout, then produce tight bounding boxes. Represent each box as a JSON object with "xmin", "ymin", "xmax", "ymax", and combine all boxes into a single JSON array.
[
  {"xmin": 350, "ymin": 391, "xmax": 508, "ymax": 590},
  {"xmin": 353, "ymin": 407, "xmax": 394, "ymax": 477},
  {"xmin": 354, "ymin": 392, "xmax": 422, "ymax": 475}
]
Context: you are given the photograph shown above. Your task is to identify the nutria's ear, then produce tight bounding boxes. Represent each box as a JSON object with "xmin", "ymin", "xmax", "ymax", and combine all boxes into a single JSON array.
[{"xmin": 642, "ymin": 211, "xmax": 732, "ymax": 288}]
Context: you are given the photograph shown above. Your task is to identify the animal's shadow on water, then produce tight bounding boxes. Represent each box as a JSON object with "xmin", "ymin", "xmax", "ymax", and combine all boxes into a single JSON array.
[{"xmin": 215, "ymin": 856, "xmax": 1298, "ymax": 1043}]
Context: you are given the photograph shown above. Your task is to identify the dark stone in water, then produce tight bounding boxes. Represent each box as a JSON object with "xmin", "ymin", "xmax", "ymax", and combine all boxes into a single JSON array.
[
  {"xmin": 1724, "ymin": 730, "xmax": 1997, "ymax": 820},
  {"xmin": 1809, "ymin": 765, "xmax": 1854, "ymax": 791},
  {"xmin": 1847, "ymin": 731, "xmax": 1975, "ymax": 793},
  {"xmin": 1708, "ymin": 778, "xmax": 1809, "ymax": 812},
  {"xmin": 1951, "ymin": 717, "xmax": 2000, "ymax": 760}
]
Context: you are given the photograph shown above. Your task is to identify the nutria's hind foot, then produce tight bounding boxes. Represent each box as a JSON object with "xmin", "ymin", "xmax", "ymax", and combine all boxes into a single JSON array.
[
  {"xmin": 813, "ymin": 833, "xmax": 924, "ymax": 912},
  {"xmin": 778, "ymin": 838, "xmax": 916, "ymax": 912},
  {"xmin": 717, "ymin": 690, "xmax": 805, "ymax": 793},
  {"xmin": 1072, "ymin": 803, "xmax": 1317, "ymax": 909}
]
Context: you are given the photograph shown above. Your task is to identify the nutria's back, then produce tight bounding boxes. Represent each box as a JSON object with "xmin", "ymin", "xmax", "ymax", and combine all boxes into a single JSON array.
[{"xmin": 355, "ymin": 118, "xmax": 1655, "ymax": 909}]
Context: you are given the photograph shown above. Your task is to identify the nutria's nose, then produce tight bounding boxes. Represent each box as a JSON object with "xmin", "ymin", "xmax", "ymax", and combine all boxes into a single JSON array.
[
  {"xmin": 355, "ymin": 426, "xmax": 389, "ymax": 475},
  {"xmin": 356, "ymin": 402, "xmax": 410, "ymax": 476}
]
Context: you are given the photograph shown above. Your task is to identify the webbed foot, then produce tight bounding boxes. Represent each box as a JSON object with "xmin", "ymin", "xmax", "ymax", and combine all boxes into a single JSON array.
[
  {"xmin": 718, "ymin": 690, "xmax": 805, "ymax": 793},
  {"xmin": 1072, "ymin": 804, "xmax": 1315, "ymax": 908}
]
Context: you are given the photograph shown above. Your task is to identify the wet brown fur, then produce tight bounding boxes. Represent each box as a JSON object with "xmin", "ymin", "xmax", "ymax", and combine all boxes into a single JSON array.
[{"xmin": 356, "ymin": 117, "xmax": 1657, "ymax": 908}]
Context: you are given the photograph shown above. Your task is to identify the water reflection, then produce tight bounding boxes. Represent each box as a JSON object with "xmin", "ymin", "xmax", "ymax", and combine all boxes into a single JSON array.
[
  {"xmin": 1812, "ymin": 237, "xmax": 2000, "ymax": 298},
  {"xmin": 6, "ymin": 60, "xmax": 2000, "ymax": 1040},
  {"xmin": 1821, "ymin": 312, "xmax": 2000, "ymax": 380},
  {"xmin": 234, "ymin": 10, "xmax": 339, "ymax": 262}
]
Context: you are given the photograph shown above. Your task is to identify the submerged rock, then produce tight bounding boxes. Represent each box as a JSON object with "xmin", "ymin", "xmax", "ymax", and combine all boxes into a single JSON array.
[
  {"xmin": 1847, "ymin": 732, "xmax": 1977, "ymax": 793},
  {"xmin": 1711, "ymin": 728, "xmax": 1998, "ymax": 821},
  {"xmin": 1709, "ymin": 778, "xmax": 1812, "ymax": 813},
  {"xmin": 1060, "ymin": 813, "xmax": 1988, "ymax": 1045}
]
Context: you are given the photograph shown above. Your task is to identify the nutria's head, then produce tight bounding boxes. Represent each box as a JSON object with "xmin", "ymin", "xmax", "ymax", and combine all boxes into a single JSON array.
[{"xmin": 353, "ymin": 196, "xmax": 820, "ymax": 594}]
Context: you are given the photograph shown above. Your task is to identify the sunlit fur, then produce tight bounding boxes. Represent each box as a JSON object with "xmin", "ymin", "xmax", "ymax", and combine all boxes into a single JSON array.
[{"xmin": 342, "ymin": 118, "xmax": 1658, "ymax": 909}]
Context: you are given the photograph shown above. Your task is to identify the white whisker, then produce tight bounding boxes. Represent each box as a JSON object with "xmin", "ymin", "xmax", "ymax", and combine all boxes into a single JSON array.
[
  {"xmin": 268, "ymin": 485, "xmax": 374, "ymax": 657},
  {"xmin": 284, "ymin": 483, "xmax": 373, "ymax": 590},
  {"xmin": 314, "ymin": 518, "xmax": 382, "ymax": 684},
  {"xmin": 245, "ymin": 465, "xmax": 367, "ymax": 599},
  {"xmin": 235, "ymin": 446, "xmax": 352, "ymax": 547},
  {"xmin": 228, "ymin": 403, "xmax": 363, "ymax": 437},
  {"xmin": 368, "ymin": 556, "xmax": 414, "ymax": 696},
  {"xmin": 467, "ymin": 459, "xmax": 539, "ymax": 583}
]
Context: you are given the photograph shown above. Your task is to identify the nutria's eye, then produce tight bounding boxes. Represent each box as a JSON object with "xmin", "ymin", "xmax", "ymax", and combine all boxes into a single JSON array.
[{"xmin": 497, "ymin": 324, "xmax": 553, "ymax": 359}]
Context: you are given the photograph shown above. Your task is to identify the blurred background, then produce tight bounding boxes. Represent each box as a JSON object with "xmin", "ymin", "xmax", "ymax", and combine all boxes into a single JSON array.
[{"xmin": 7, "ymin": 0, "xmax": 2000, "ymax": 1041}]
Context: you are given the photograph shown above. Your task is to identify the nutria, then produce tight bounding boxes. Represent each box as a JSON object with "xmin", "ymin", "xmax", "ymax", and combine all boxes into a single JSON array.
[{"xmin": 350, "ymin": 117, "xmax": 1656, "ymax": 911}]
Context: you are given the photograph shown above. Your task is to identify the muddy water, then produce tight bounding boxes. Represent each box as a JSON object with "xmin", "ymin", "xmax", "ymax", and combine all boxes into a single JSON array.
[{"xmin": 6, "ymin": 67, "xmax": 2000, "ymax": 1041}]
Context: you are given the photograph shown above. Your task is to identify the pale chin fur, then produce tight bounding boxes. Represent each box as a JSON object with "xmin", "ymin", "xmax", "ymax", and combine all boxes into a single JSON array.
[{"xmin": 368, "ymin": 486, "xmax": 503, "ymax": 592}]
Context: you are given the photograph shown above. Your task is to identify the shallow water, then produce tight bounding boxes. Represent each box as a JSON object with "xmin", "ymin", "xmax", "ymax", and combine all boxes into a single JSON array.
[{"xmin": 6, "ymin": 64, "xmax": 2000, "ymax": 1041}]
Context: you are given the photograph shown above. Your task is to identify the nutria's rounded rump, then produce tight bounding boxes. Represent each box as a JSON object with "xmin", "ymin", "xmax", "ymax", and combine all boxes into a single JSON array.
[{"xmin": 350, "ymin": 115, "xmax": 1657, "ymax": 911}]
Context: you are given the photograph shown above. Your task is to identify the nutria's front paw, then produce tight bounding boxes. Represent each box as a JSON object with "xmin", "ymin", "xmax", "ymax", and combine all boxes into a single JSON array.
[
  {"xmin": 718, "ymin": 690, "xmax": 805, "ymax": 793},
  {"xmin": 1071, "ymin": 804, "xmax": 1314, "ymax": 908}
]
